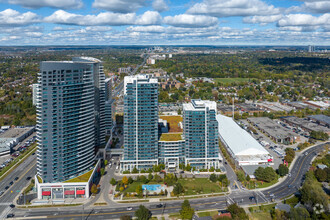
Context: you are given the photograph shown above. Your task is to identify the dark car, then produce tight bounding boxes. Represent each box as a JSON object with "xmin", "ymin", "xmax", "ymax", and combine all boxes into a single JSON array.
[
  {"xmin": 14, "ymin": 177, "xmax": 19, "ymax": 181},
  {"xmin": 224, "ymin": 161, "xmax": 227, "ymax": 164},
  {"xmin": 7, "ymin": 213, "xmax": 14, "ymax": 218},
  {"xmin": 249, "ymin": 196, "xmax": 255, "ymax": 200},
  {"xmin": 156, "ymin": 204, "xmax": 163, "ymax": 208},
  {"xmin": 179, "ymin": 171, "xmax": 184, "ymax": 173},
  {"xmin": 9, "ymin": 181, "xmax": 13, "ymax": 185},
  {"xmin": 32, "ymin": 153, "xmax": 35, "ymax": 155},
  {"xmin": 26, "ymin": 176, "xmax": 31, "ymax": 181},
  {"xmin": 288, "ymin": 185, "xmax": 292, "ymax": 188},
  {"xmin": 5, "ymin": 186, "xmax": 9, "ymax": 190},
  {"xmin": 9, "ymin": 204, "xmax": 15, "ymax": 208}
]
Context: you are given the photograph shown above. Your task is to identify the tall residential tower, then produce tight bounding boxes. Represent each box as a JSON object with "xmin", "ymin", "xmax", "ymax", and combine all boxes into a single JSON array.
[
  {"xmin": 121, "ymin": 75, "xmax": 158, "ymax": 171},
  {"xmin": 36, "ymin": 57, "xmax": 105, "ymax": 183}
]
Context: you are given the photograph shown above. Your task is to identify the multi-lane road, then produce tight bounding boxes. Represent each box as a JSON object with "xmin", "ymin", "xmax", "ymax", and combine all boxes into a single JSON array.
[
  {"xmin": 10, "ymin": 142, "xmax": 327, "ymax": 219},
  {"xmin": 0, "ymin": 153, "xmax": 36, "ymax": 218}
]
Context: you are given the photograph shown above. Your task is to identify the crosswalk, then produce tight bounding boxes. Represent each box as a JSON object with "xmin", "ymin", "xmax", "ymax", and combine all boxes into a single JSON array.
[{"xmin": 0, "ymin": 206, "xmax": 11, "ymax": 219}]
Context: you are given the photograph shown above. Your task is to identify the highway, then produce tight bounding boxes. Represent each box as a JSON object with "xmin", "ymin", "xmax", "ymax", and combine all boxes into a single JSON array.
[
  {"xmin": 11, "ymin": 142, "xmax": 327, "ymax": 219},
  {"xmin": 0, "ymin": 153, "xmax": 36, "ymax": 218}
]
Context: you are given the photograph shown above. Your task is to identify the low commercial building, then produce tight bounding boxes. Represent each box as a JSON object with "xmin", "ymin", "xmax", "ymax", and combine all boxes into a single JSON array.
[
  {"xmin": 0, "ymin": 127, "xmax": 35, "ymax": 143},
  {"xmin": 307, "ymin": 115, "xmax": 330, "ymax": 128},
  {"xmin": 281, "ymin": 116, "xmax": 330, "ymax": 135},
  {"xmin": 247, "ymin": 117, "xmax": 299, "ymax": 144},
  {"xmin": 217, "ymin": 114, "xmax": 272, "ymax": 166},
  {"xmin": 0, "ymin": 138, "xmax": 14, "ymax": 157},
  {"xmin": 237, "ymin": 103, "xmax": 264, "ymax": 115}
]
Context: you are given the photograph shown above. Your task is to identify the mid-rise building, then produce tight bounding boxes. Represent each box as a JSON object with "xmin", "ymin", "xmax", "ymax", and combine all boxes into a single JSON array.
[
  {"xmin": 32, "ymin": 84, "xmax": 38, "ymax": 106},
  {"xmin": 121, "ymin": 75, "xmax": 159, "ymax": 171},
  {"xmin": 183, "ymin": 100, "xmax": 220, "ymax": 169},
  {"xmin": 36, "ymin": 57, "xmax": 105, "ymax": 183}
]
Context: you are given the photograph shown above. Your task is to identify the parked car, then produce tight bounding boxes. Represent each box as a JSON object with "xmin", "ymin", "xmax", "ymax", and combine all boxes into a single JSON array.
[{"xmin": 6, "ymin": 213, "xmax": 14, "ymax": 218}]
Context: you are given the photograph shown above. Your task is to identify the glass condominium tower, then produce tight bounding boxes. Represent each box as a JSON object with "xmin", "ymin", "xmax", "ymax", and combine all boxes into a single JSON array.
[
  {"xmin": 122, "ymin": 75, "xmax": 158, "ymax": 171},
  {"xmin": 36, "ymin": 57, "xmax": 105, "ymax": 183},
  {"xmin": 183, "ymin": 100, "xmax": 220, "ymax": 170}
]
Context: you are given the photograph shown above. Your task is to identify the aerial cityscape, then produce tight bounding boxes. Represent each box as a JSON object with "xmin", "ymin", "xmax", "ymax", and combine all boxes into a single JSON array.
[{"xmin": 0, "ymin": 0, "xmax": 329, "ymax": 220}]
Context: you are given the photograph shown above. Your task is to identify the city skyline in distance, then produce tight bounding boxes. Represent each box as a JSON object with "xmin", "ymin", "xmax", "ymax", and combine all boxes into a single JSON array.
[{"xmin": 0, "ymin": 0, "xmax": 329, "ymax": 46}]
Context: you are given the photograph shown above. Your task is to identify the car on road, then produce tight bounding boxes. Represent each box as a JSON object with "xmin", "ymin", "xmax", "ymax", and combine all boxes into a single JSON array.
[
  {"xmin": 6, "ymin": 213, "xmax": 14, "ymax": 218},
  {"xmin": 288, "ymin": 185, "xmax": 292, "ymax": 188},
  {"xmin": 9, "ymin": 204, "xmax": 15, "ymax": 208},
  {"xmin": 127, "ymin": 207, "xmax": 132, "ymax": 211},
  {"xmin": 305, "ymin": 152, "xmax": 308, "ymax": 156},
  {"xmin": 270, "ymin": 194, "xmax": 274, "ymax": 197},
  {"xmin": 0, "ymin": 191, "xmax": 4, "ymax": 196},
  {"xmin": 5, "ymin": 186, "xmax": 9, "ymax": 190},
  {"xmin": 9, "ymin": 181, "xmax": 13, "ymax": 185},
  {"xmin": 179, "ymin": 171, "xmax": 184, "ymax": 173},
  {"xmin": 156, "ymin": 204, "xmax": 163, "ymax": 208},
  {"xmin": 32, "ymin": 153, "xmax": 35, "ymax": 155},
  {"xmin": 288, "ymin": 173, "xmax": 291, "ymax": 177},
  {"xmin": 249, "ymin": 196, "xmax": 255, "ymax": 200},
  {"xmin": 14, "ymin": 177, "xmax": 19, "ymax": 181},
  {"xmin": 26, "ymin": 176, "xmax": 31, "ymax": 181}
]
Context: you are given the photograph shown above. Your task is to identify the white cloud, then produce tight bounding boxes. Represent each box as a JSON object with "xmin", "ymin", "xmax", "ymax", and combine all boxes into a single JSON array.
[
  {"xmin": 92, "ymin": 0, "xmax": 145, "ymax": 13},
  {"xmin": 0, "ymin": 9, "xmax": 39, "ymax": 26},
  {"xmin": 304, "ymin": 1, "xmax": 330, "ymax": 13},
  {"xmin": 7, "ymin": 0, "xmax": 83, "ymax": 9},
  {"xmin": 45, "ymin": 10, "xmax": 162, "ymax": 26},
  {"xmin": 187, "ymin": 0, "xmax": 280, "ymax": 17},
  {"xmin": 243, "ymin": 15, "xmax": 283, "ymax": 25},
  {"xmin": 127, "ymin": 25, "xmax": 165, "ymax": 32},
  {"xmin": 152, "ymin": 0, "xmax": 169, "ymax": 12},
  {"xmin": 136, "ymin": 11, "xmax": 162, "ymax": 25},
  {"xmin": 277, "ymin": 13, "xmax": 330, "ymax": 27},
  {"xmin": 164, "ymin": 14, "xmax": 218, "ymax": 27},
  {"xmin": 44, "ymin": 10, "xmax": 136, "ymax": 26}
]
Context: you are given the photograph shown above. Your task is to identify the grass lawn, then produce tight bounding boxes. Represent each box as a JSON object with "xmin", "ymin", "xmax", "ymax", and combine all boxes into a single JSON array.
[
  {"xmin": 198, "ymin": 211, "xmax": 218, "ymax": 217},
  {"xmin": 249, "ymin": 212, "xmax": 272, "ymax": 220},
  {"xmin": 159, "ymin": 116, "xmax": 183, "ymax": 132},
  {"xmin": 125, "ymin": 181, "xmax": 142, "ymax": 193},
  {"xmin": 214, "ymin": 78, "xmax": 255, "ymax": 84},
  {"xmin": 245, "ymin": 178, "xmax": 278, "ymax": 189},
  {"xmin": 178, "ymin": 178, "xmax": 224, "ymax": 195},
  {"xmin": 64, "ymin": 169, "xmax": 93, "ymax": 183},
  {"xmin": 159, "ymin": 133, "xmax": 183, "ymax": 141}
]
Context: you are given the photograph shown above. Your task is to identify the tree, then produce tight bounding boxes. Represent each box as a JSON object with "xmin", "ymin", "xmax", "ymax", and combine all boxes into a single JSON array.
[
  {"xmin": 110, "ymin": 178, "xmax": 117, "ymax": 185},
  {"xmin": 128, "ymin": 177, "xmax": 134, "ymax": 184},
  {"xmin": 277, "ymin": 164, "xmax": 289, "ymax": 177},
  {"xmin": 164, "ymin": 173, "xmax": 177, "ymax": 186},
  {"xmin": 122, "ymin": 176, "xmax": 129, "ymax": 185},
  {"xmin": 136, "ymin": 184, "xmax": 143, "ymax": 196},
  {"xmin": 180, "ymin": 200, "xmax": 194, "ymax": 220},
  {"xmin": 104, "ymin": 160, "xmax": 108, "ymax": 166},
  {"xmin": 132, "ymin": 166, "xmax": 139, "ymax": 174},
  {"xmin": 290, "ymin": 207, "xmax": 310, "ymax": 220},
  {"xmin": 310, "ymin": 131, "xmax": 329, "ymax": 141},
  {"xmin": 209, "ymin": 166, "xmax": 215, "ymax": 172},
  {"xmin": 314, "ymin": 168, "xmax": 327, "ymax": 182},
  {"xmin": 185, "ymin": 164, "xmax": 192, "ymax": 171},
  {"xmin": 135, "ymin": 205, "xmax": 151, "ymax": 220},
  {"xmin": 173, "ymin": 182, "xmax": 185, "ymax": 196},
  {"xmin": 91, "ymin": 184, "xmax": 98, "ymax": 195},
  {"xmin": 254, "ymin": 167, "xmax": 277, "ymax": 182},
  {"xmin": 227, "ymin": 203, "xmax": 248, "ymax": 219},
  {"xmin": 209, "ymin": 173, "xmax": 217, "ymax": 182},
  {"xmin": 236, "ymin": 170, "xmax": 246, "ymax": 182},
  {"xmin": 148, "ymin": 173, "xmax": 153, "ymax": 181},
  {"xmin": 100, "ymin": 168, "xmax": 105, "ymax": 176},
  {"xmin": 120, "ymin": 215, "xmax": 132, "ymax": 220}
]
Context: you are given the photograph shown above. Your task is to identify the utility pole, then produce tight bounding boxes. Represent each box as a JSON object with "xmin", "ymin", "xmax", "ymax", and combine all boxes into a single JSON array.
[{"xmin": 232, "ymin": 97, "xmax": 234, "ymax": 120}]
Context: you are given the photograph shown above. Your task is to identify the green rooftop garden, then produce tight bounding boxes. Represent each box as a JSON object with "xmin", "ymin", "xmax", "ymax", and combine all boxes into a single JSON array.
[
  {"xmin": 64, "ymin": 169, "xmax": 93, "ymax": 183},
  {"xmin": 159, "ymin": 133, "xmax": 183, "ymax": 141}
]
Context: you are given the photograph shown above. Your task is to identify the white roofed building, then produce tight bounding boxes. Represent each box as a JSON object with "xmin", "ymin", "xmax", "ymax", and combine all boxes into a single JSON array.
[{"xmin": 216, "ymin": 114, "xmax": 272, "ymax": 166}]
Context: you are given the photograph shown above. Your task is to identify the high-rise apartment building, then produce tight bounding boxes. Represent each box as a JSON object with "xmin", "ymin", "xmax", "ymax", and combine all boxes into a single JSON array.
[
  {"xmin": 121, "ymin": 75, "xmax": 158, "ymax": 171},
  {"xmin": 183, "ymin": 100, "xmax": 220, "ymax": 169},
  {"xmin": 36, "ymin": 57, "xmax": 105, "ymax": 183},
  {"xmin": 104, "ymin": 77, "xmax": 114, "ymax": 134},
  {"xmin": 32, "ymin": 83, "xmax": 38, "ymax": 106}
]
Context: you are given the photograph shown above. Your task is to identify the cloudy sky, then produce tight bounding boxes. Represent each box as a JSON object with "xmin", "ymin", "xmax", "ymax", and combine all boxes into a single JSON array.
[{"xmin": 0, "ymin": 0, "xmax": 329, "ymax": 45}]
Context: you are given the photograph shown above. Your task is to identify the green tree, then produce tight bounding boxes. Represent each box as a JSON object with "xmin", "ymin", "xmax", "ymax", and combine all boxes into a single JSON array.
[
  {"xmin": 254, "ymin": 167, "xmax": 277, "ymax": 182},
  {"xmin": 209, "ymin": 173, "xmax": 217, "ymax": 182},
  {"xmin": 148, "ymin": 173, "xmax": 153, "ymax": 181},
  {"xmin": 236, "ymin": 170, "xmax": 246, "ymax": 182},
  {"xmin": 164, "ymin": 173, "xmax": 177, "ymax": 186},
  {"xmin": 180, "ymin": 200, "xmax": 195, "ymax": 220},
  {"xmin": 128, "ymin": 177, "xmax": 134, "ymax": 184},
  {"xmin": 110, "ymin": 178, "xmax": 117, "ymax": 185},
  {"xmin": 173, "ymin": 182, "xmax": 185, "ymax": 196},
  {"xmin": 136, "ymin": 184, "xmax": 143, "ymax": 196},
  {"xmin": 91, "ymin": 184, "xmax": 98, "ymax": 195},
  {"xmin": 135, "ymin": 205, "xmax": 151, "ymax": 220},
  {"xmin": 277, "ymin": 164, "xmax": 289, "ymax": 177},
  {"xmin": 185, "ymin": 164, "xmax": 192, "ymax": 171},
  {"xmin": 227, "ymin": 203, "xmax": 248, "ymax": 219},
  {"xmin": 314, "ymin": 168, "xmax": 327, "ymax": 182},
  {"xmin": 132, "ymin": 166, "xmax": 139, "ymax": 174},
  {"xmin": 104, "ymin": 160, "xmax": 108, "ymax": 166},
  {"xmin": 289, "ymin": 207, "xmax": 310, "ymax": 220},
  {"xmin": 100, "ymin": 168, "xmax": 105, "ymax": 176}
]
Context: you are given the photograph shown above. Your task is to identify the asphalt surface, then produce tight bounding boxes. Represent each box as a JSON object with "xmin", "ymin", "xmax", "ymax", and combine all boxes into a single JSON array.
[
  {"xmin": 10, "ymin": 142, "xmax": 327, "ymax": 220},
  {"xmin": 0, "ymin": 153, "xmax": 36, "ymax": 218}
]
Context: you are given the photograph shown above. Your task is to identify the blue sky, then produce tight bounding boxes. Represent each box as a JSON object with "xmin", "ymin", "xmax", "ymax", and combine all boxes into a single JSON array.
[{"xmin": 0, "ymin": 0, "xmax": 329, "ymax": 45}]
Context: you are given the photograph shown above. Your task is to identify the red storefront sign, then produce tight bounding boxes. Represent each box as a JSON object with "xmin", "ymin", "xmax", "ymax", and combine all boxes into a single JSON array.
[
  {"xmin": 42, "ymin": 191, "xmax": 51, "ymax": 196},
  {"xmin": 64, "ymin": 190, "xmax": 75, "ymax": 195},
  {"xmin": 76, "ymin": 190, "xmax": 85, "ymax": 195}
]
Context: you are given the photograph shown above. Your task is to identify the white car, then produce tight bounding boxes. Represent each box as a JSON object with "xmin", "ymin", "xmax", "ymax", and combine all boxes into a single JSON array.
[
  {"xmin": 127, "ymin": 207, "xmax": 132, "ymax": 211},
  {"xmin": 116, "ymin": 166, "xmax": 119, "ymax": 170},
  {"xmin": 288, "ymin": 173, "xmax": 291, "ymax": 177}
]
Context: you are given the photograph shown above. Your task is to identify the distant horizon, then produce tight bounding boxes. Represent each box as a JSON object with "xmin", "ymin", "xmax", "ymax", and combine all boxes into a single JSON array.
[{"xmin": 0, "ymin": 45, "xmax": 329, "ymax": 48}]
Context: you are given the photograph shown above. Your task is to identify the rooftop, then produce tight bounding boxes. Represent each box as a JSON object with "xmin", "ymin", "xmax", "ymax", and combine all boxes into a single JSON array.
[
  {"xmin": 0, "ymin": 127, "xmax": 34, "ymax": 139},
  {"xmin": 183, "ymin": 99, "xmax": 217, "ymax": 111},
  {"xmin": 159, "ymin": 133, "xmax": 183, "ymax": 142},
  {"xmin": 281, "ymin": 116, "xmax": 330, "ymax": 133},
  {"xmin": 217, "ymin": 114, "xmax": 269, "ymax": 156},
  {"xmin": 308, "ymin": 114, "xmax": 330, "ymax": 126},
  {"xmin": 159, "ymin": 115, "xmax": 183, "ymax": 132},
  {"xmin": 64, "ymin": 169, "xmax": 93, "ymax": 183}
]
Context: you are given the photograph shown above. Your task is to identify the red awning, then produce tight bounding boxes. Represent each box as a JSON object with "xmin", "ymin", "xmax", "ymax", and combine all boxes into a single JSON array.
[
  {"xmin": 76, "ymin": 190, "xmax": 85, "ymax": 195},
  {"xmin": 42, "ymin": 191, "xmax": 51, "ymax": 196},
  {"xmin": 64, "ymin": 190, "xmax": 75, "ymax": 195}
]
